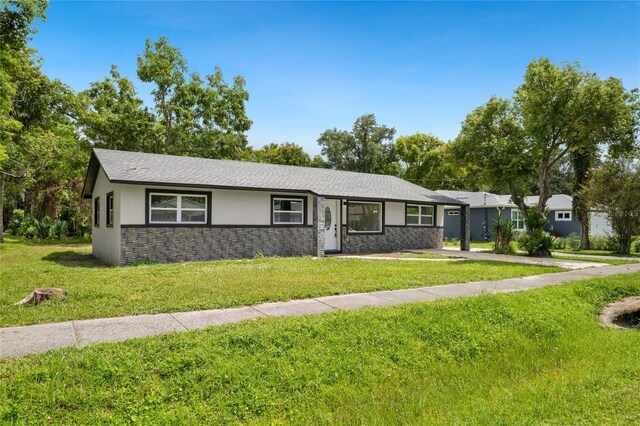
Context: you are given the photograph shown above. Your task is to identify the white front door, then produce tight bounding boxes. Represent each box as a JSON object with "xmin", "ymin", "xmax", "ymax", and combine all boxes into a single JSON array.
[{"xmin": 324, "ymin": 199, "xmax": 340, "ymax": 251}]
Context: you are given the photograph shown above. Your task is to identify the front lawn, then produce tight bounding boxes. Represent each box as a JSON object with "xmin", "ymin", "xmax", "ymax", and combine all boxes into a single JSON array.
[
  {"xmin": 443, "ymin": 240, "xmax": 494, "ymax": 249},
  {"xmin": 1, "ymin": 272, "xmax": 639, "ymax": 424},
  {"xmin": 0, "ymin": 238, "xmax": 563, "ymax": 327}
]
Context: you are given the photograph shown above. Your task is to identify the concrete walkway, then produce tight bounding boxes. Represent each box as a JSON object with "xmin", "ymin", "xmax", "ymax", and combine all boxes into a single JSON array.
[
  {"xmin": 442, "ymin": 246, "xmax": 640, "ymax": 262},
  {"xmin": 416, "ymin": 249, "xmax": 608, "ymax": 269},
  {"xmin": 2, "ymin": 262, "xmax": 639, "ymax": 359}
]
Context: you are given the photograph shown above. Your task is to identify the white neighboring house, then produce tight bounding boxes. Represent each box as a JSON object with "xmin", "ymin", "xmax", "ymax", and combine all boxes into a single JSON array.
[
  {"xmin": 82, "ymin": 149, "xmax": 469, "ymax": 265},
  {"xmin": 589, "ymin": 211, "xmax": 612, "ymax": 237}
]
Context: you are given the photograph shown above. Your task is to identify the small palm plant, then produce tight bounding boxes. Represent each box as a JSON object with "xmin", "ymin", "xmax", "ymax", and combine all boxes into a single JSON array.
[{"xmin": 492, "ymin": 214, "xmax": 515, "ymax": 254}]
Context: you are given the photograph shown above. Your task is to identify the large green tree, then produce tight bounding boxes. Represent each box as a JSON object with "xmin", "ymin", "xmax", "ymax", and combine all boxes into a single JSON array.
[
  {"xmin": 254, "ymin": 142, "xmax": 311, "ymax": 167},
  {"xmin": 76, "ymin": 65, "xmax": 157, "ymax": 152},
  {"xmin": 317, "ymin": 113, "xmax": 397, "ymax": 174},
  {"xmin": 453, "ymin": 96, "xmax": 534, "ymax": 223},
  {"xmin": 0, "ymin": 0, "xmax": 47, "ymax": 242},
  {"xmin": 455, "ymin": 58, "xmax": 639, "ymax": 248},
  {"xmin": 579, "ymin": 161, "xmax": 640, "ymax": 254},
  {"xmin": 0, "ymin": 0, "xmax": 88, "ymax": 242},
  {"xmin": 568, "ymin": 78, "xmax": 639, "ymax": 249},
  {"xmin": 137, "ymin": 37, "xmax": 252, "ymax": 158},
  {"xmin": 395, "ymin": 133, "xmax": 471, "ymax": 190}
]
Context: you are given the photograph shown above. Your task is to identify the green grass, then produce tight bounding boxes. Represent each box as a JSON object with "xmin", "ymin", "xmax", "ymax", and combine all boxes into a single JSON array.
[
  {"xmin": 0, "ymin": 238, "xmax": 563, "ymax": 327},
  {"xmin": 1, "ymin": 272, "xmax": 639, "ymax": 424},
  {"xmin": 553, "ymin": 249, "xmax": 640, "ymax": 258},
  {"xmin": 398, "ymin": 252, "xmax": 462, "ymax": 259},
  {"xmin": 443, "ymin": 240, "xmax": 494, "ymax": 249}
]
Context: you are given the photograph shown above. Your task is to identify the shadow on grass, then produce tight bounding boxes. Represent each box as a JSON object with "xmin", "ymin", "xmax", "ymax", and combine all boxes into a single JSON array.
[{"xmin": 42, "ymin": 251, "xmax": 110, "ymax": 268}]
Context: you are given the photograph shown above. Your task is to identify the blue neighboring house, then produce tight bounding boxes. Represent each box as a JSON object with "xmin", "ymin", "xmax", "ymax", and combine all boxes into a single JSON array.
[{"xmin": 437, "ymin": 190, "xmax": 582, "ymax": 241}]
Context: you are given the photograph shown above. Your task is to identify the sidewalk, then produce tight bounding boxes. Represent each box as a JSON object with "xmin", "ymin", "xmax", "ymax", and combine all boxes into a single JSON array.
[
  {"xmin": 441, "ymin": 246, "xmax": 640, "ymax": 262},
  {"xmin": 2, "ymin": 262, "xmax": 639, "ymax": 359}
]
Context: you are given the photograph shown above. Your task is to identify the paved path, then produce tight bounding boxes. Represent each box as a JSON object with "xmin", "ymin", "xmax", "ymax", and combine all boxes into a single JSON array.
[
  {"xmin": 418, "ymin": 249, "xmax": 608, "ymax": 269},
  {"xmin": 442, "ymin": 246, "xmax": 640, "ymax": 262},
  {"xmin": 2, "ymin": 262, "xmax": 639, "ymax": 359},
  {"xmin": 549, "ymin": 251, "xmax": 640, "ymax": 261}
]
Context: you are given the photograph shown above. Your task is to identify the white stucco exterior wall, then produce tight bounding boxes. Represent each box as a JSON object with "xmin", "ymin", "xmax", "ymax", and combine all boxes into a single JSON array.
[
  {"xmin": 92, "ymin": 168, "xmax": 121, "ymax": 265},
  {"xmin": 385, "ymin": 202, "xmax": 405, "ymax": 226},
  {"xmin": 119, "ymin": 183, "xmax": 313, "ymax": 226},
  {"xmin": 590, "ymin": 211, "xmax": 612, "ymax": 237},
  {"xmin": 436, "ymin": 205, "xmax": 445, "ymax": 227}
]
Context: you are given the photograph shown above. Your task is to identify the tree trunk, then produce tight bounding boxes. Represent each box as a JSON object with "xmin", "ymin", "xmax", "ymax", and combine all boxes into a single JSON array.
[
  {"xmin": 15, "ymin": 288, "xmax": 66, "ymax": 305},
  {"xmin": 619, "ymin": 234, "xmax": 632, "ymax": 255},
  {"xmin": 537, "ymin": 161, "xmax": 552, "ymax": 213},
  {"xmin": 0, "ymin": 174, "xmax": 4, "ymax": 243},
  {"xmin": 571, "ymin": 149, "xmax": 594, "ymax": 250},
  {"xmin": 580, "ymin": 218, "xmax": 590, "ymax": 250}
]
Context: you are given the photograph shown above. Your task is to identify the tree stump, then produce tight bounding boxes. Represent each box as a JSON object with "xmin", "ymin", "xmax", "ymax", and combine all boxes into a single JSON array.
[{"xmin": 15, "ymin": 288, "xmax": 66, "ymax": 305}]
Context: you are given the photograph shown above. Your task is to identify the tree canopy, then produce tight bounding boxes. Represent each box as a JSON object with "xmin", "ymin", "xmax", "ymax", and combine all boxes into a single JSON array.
[
  {"xmin": 317, "ymin": 114, "xmax": 397, "ymax": 174},
  {"xmin": 453, "ymin": 58, "xmax": 639, "ymax": 246}
]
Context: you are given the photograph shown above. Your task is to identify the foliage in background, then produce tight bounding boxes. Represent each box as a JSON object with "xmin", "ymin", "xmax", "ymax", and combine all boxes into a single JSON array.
[
  {"xmin": 317, "ymin": 113, "xmax": 399, "ymax": 174},
  {"xmin": 0, "ymin": 0, "xmax": 89, "ymax": 242},
  {"xmin": 395, "ymin": 133, "xmax": 474, "ymax": 190},
  {"xmin": 492, "ymin": 214, "xmax": 515, "ymax": 254},
  {"xmin": 136, "ymin": 37, "xmax": 253, "ymax": 159},
  {"xmin": 7, "ymin": 208, "xmax": 89, "ymax": 239},
  {"xmin": 579, "ymin": 160, "xmax": 640, "ymax": 254},
  {"xmin": 517, "ymin": 207, "xmax": 554, "ymax": 257}
]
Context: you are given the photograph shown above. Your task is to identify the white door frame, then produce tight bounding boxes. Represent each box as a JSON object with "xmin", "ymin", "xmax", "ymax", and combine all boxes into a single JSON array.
[{"xmin": 324, "ymin": 199, "xmax": 341, "ymax": 252}]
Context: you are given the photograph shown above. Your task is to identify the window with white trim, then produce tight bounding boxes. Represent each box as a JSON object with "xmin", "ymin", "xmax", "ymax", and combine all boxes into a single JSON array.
[
  {"xmin": 448, "ymin": 210, "xmax": 460, "ymax": 216},
  {"xmin": 555, "ymin": 211, "xmax": 572, "ymax": 221},
  {"xmin": 272, "ymin": 197, "xmax": 304, "ymax": 225},
  {"xmin": 149, "ymin": 193, "xmax": 207, "ymax": 224},
  {"xmin": 406, "ymin": 204, "xmax": 434, "ymax": 226},
  {"xmin": 347, "ymin": 201, "xmax": 382, "ymax": 233},
  {"xmin": 511, "ymin": 209, "xmax": 525, "ymax": 230}
]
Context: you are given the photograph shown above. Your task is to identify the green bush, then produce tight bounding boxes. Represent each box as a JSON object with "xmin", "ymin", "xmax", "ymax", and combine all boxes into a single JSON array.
[
  {"xmin": 634, "ymin": 239, "xmax": 640, "ymax": 253},
  {"xmin": 590, "ymin": 235, "xmax": 618, "ymax": 251},
  {"xmin": 492, "ymin": 214, "xmax": 514, "ymax": 254},
  {"xmin": 552, "ymin": 233, "xmax": 580, "ymax": 251},
  {"xmin": 517, "ymin": 207, "xmax": 554, "ymax": 257},
  {"xmin": 8, "ymin": 209, "xmax": 73, "ymax": 240}
]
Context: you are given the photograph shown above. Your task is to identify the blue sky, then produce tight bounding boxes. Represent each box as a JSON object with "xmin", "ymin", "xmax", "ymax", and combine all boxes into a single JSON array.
[{"xmin": 34, "ymin": 1, "xmax": 639, "ymax": 155}]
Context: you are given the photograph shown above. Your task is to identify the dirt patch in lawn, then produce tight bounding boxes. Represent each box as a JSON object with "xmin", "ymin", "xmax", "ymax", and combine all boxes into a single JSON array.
[{"xmin": 600, "ymin": 296, "xmax": 640, "ymax": 329}]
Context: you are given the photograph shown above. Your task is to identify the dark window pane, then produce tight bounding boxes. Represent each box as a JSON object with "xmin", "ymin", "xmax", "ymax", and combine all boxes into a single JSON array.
[
  {"xmin": 181, "ymin": 210, "xmax": 206, "ymax": 223},
  {"xmin": 406, "ymin": 205, "xmax": 419, "ymax": 215},
  {"xmin": 324, "ymin": 207, "xmax": 332, "ymax": 230},
  {"xmin": 182, "ymin": 196, "xmax": 206, "ymax": 210},
  {"xmin": 274, "ymin": 212, "xmax": 303, "ymax": 223},
  {"xmin": 151, "ymin": 210, "xmax": 177, "ymax": 222},
  {"xmin": 151, "ymin": 194, "xmax": 177, "ymax": 208},
  {"xmin": 421, "ymin": 206, "xmax": 434, "ymax": 216},
  {"xmin": 348, "ymin": 203, "xmax": 381, "ymax": 232},
  {"xmin": 407, "ymin": 215, "xmax": 419, "ymax": 225},
  {"xmin": 274, "ymin": 199, "xmax": 303, "ymax": 212}
]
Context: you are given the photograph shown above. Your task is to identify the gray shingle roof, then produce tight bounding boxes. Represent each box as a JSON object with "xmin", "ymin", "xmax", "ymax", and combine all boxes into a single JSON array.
[
  {"xmin": 436, "ymin": 190, "xmax": 508, "ymax": 207},
  {"xmin": 83, "ymin": 149, "xmax": 466, "ymax": 205},
  {"xmin": 437, "ymin": 190, "xmax": 573, "ymax": 210}
]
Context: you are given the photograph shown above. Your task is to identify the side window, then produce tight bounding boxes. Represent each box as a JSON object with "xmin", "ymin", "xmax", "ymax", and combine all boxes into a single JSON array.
[
  {"xmin": 94, "ymin": 197, "xmax": 100, "ymax": 227},
  {"xmin": 106, "ymin": 192, "xmax": 114, "ymax": 227},
  {"xmin": 511, "ymin": 209, "xmax": 525, "ymax": 230},
  {"xmin": 406, "ymin": 204, "xmax": 435, "ymax": 226}
]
